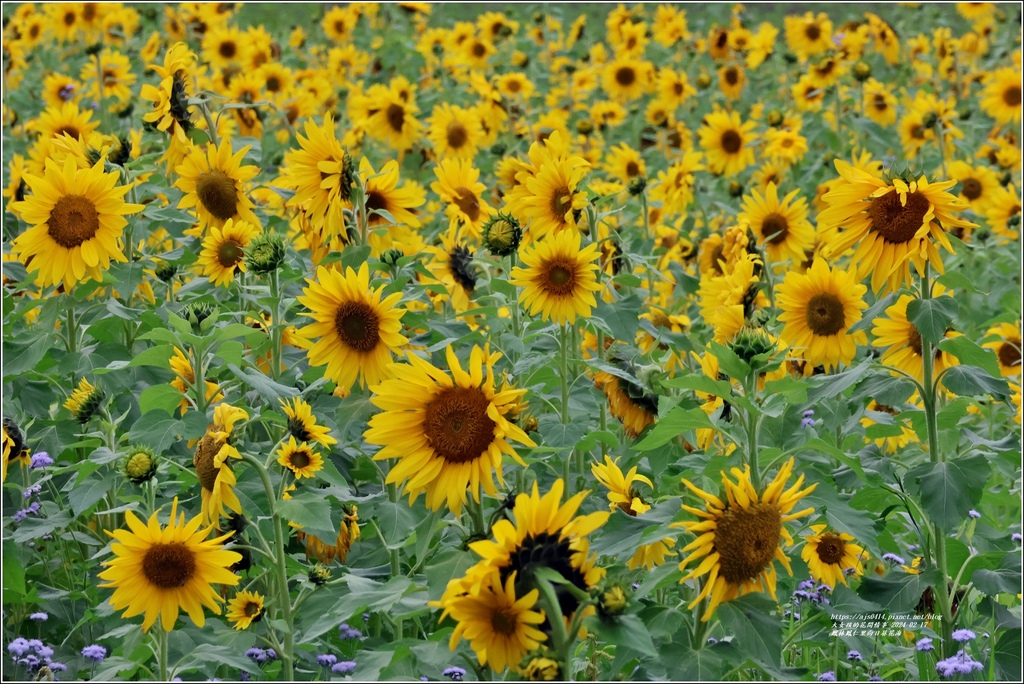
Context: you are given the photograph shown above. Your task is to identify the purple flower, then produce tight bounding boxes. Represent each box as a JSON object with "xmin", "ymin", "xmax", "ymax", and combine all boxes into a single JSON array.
[
  {"xmin": 239, "ymin": 671, "xmax": 250, "ymax": 682},
  {"xmin": 443, "ymin": 666, "xmax": 466, "ymax": 681},
  {"xmin": 12, "ymin": 509, "xmax": 29, "ymax": 523},
  {"xmin": 968, "ymin": 510, "xmax": 981, "ymax": 519},
  {"xmin": 881, "ymin": 553, "xmax": 905, "ymax": 565},
  {"xmin": 847, "ymin": 650, "xmax": 862, "ymax": 661},
  {"xmin": 868, "ymin": 676, "xmax": 882, "ymax": 682},
  {"xmin": 28, "ymin": 613, "xmax": 48, "ymax": 621},
  {"xmin": 58, "ymin": 84, "xmax": 76, "ymax": 100},
  {"xmin": 1013, "ymin": 533, "xmax": 1022, "ymax": 543},
  {"xmin": 81, "ymin": 645, "xmax": 107, "ymax": 662},
  {"xmin": 49, "ymin": 662, "xmax": 67, "ymax": 673},
  {"xmin": 338, "ymin": 622, "xmax": 364, "ymax": 640},
  {"xmin": 801, "ymin": 417, "xmax": 816, "ymax": 428},
  {"xmin": 245, "ymin": 648, "xmax": 268, "ymax": 665},
  {"xmin": 916, "ymin": 637, "xmax": 935, "ymax": 652},
  {"xmin": 265, "ymin": 649, "xmax": 278, "ymax": 662},
  {"xmin": 936, "ymin": 650, "xmax": 984, "ymax": 677},
  {"xmin": 706, "ymin": 637, "xmax": 718, "ymax": 645},
  {"xmin": 26, "ymin": 640, "xmax": 43, "ymax": 652},
  {"xmin": 331, "ymin": 660, "xmax": 357, "ymax": 675},
  {"xmin": 18, "ymin": 654, "xmax": 40, "ymax": 670},
  {"xmin": 30, "ymin": 453, "xmax": 53, "ymax": 469},
  {"xmin": 35, "ymin": 645, "xmax": 53, "ymax": 659},
  {"xmin": 952, "ymin": 629, "xmax": 976, "ymax": 642},
  {"xmin": 23, "ymin": 484, "xmax": 42, "ymax": 499},
  {"xmin": 818, "ymin": 671, "xmax": 836, "ymax": 682},
  {"xmin": 8, "ymin": 638, "xmax": 31, "ymax": 657},
  {"xmin": 316, "ymin": 654, "xmax": 337, "ymax": 668}
]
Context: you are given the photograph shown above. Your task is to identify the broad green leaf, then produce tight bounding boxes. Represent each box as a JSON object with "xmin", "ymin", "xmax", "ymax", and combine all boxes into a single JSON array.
[
  {"xmin": 709, "ymin": 341, "xmax": 752, "ymax": 381},
  {"xmin": 68, "ymin": 473, "xmax": 114, "ymax": 517},
  {"xmin": 995, "ymin": 629, "xmax": 1022, "ymax": 681},
  {"xmin": 584, "ymin": 613, "xmax": 658, "ymax": 657},
  {"xmin": 941, "ymin": 364, "xmax": 1010, "ymax": 399},
  {"xmin": 2, "ymin": 541, "xmax": 25, "ymax": 597},
  {"xmin": 972, "ymin": 554, "xmax": 1022, "ymax": 597},
  {"xmin": 592, "ymin": 294, "xmax": 644, "ymax": 342},
  {"xmin": 939, "ymin": 336, "xmax": 1001, "ymax": 377},
  {"xmin": 633, "ymin": 406, "xmax": 714, "ymax": 451},
  {"xmin": 910, "ymin": 456, "xmax": 989, "ymax": 529},
  {"xmin": 906, "ymin": 297, "xmax": 959, "ymax": 347},
  {"xmin": 856, "ymin": 573, "xmax": 922, "ymax": 612},
  {"xmin": 276, "ymin": 491, "xmax": 337, "ymax": 541},
  {"xmin": 128, "ymin": 343, "xmax": 176, "ymax": 368},
  {"xmin": 139, "ymin": 384, "xmax": 185, "ymax": 415},
  {"xmin": 717, "ymin": 594, "xmax": 784, "ymax": 668}
]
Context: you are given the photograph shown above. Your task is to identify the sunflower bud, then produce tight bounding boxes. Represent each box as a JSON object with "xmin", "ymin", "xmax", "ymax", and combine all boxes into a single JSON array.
[
  {"xmin": 521, "ymin": 413, "xmax": 539, "ymax": 433},
  {"xmin": 154, "ymin": 261, "xmax": 179, "ymax": 283},
  {"xmin": 309, "ymin": 562, "xmax": 332, "ymax": 586},
  {"xmin": 696, "ymin": 73, "xmax": 712, "ymax": 90},
  {"xmin": 64, "ymin": 378, "xmax": 105, "ymax": 424},
  {"xmin": 245, "ymin": 233, "xmax": 287, "ymax": 275},
  {"xmin": 380, "ymin": 248, "xmax": 404, "ymax": 267},
  {"xmin": 84, "ymin": 43, "xmax": 103, "ymax": 56},
  {"xmin": 627, "ymin": 176, "xmax": 648, "ymax": 196},
  {"xmin": 766, "ymin": 109, "xmax": 784, "ymax": 127},
  {"xmin": 523, "ymin": 656, "xmax": 560, "ymax": 681},
  {"xmin": 230, "ymin": 546, "xmax": 253, "ymax": 573},
  {"xmin": 922, "ymin": 111, "xmax": 939, "ymax": 130},
  {"xmin": 852, "ymin": 61, "xmax": 871, "ymax": 82},
  {"xmin": 123, "ymin": 445, "xmax": 158, "ymax": 484},
  {"xmin": 728, "ymin": 180, "xmax": 744, "ymax": 197},
  {"xmin": 729, "ymin": 326, "xmax": 776, "ymax": 369},
  {"xmin": 482, "ymin": 213, "xmax": 522, "ymax": 257},
  {"xmin": 598, "ymin": 584, "xmax": 629, "ymax": 618},
  {"xmin": 182, "ymin": 301, "xmax": 219, "ymax": 333},
  {"xmin": 337, "ymin": 151, "xmax": 356, "ymax": 203},
  {"xmin": 575, "ymin": 117, "xmax": 595, "ymax": 136}
]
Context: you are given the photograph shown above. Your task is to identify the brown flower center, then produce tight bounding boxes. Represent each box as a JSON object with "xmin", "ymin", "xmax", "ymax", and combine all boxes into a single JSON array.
[
  {"xmin": 333, "ymin": 300, "xmax": 381, "ymax": 353},
  {"xmin": 804, "ymin": 24, "xmax": 821, "ymax": 41},
  {"xmin": 471, "ymin": 41, "xmax": 486, "ymax": 58},
  {"xmin": 244, "ymin": 600, "xmax": 261, "ymax": 617},
  {"xmin": 55, "ymin": 125, "xmax": 81, "ymax": 139},
  {"xmin": 761, "ymin": 213, "xmax": 790, "ymax": 245},
  {"xmin": 193, "ymin": 435, "xmax": 225, "ymax": 491},
  {"xmin": 908, "ymin": 325, "xmax": 924, "ymax": 357},
  {"xmin": 805, "ymin": 293, "xmax": 846, "ymax": 336},
  {"xmin": 724, "ymin": 67, "xmax": 739, "ymax": 86},
  {"xmin": 960, "ymin": 177, "xmax": 983, "ymax": 201},
  {"xmin": 196, "ymin": 170, "xmax": 239, "ymax": 222},
  {"xmin": 625, "ymin": 161, "xmax": 640, "ymax": 178},
  {"xmin": 873, "ymin": 95, "xmax": 888, "ymax": 111},
  {"xmin": 549, "ymin": 185, "xmax": 573, "ymax": 221},
  {"xmin": 490, "ymin": 606, "xmax": 518, "ymax": 636},
  {"xmin": 385, "ymin": 103, "xmax": 405, "ymax": 133},
  {"xmin": 868, "ymin": 190, "xmax": 930, "ymax": 244},
  {"xmin": 452, "ymin": 187, "xmax": 481, "ymax": 222},
  {"xmin": 217, "ymin": 239, "xmax": 244, "ymax": 268},
  {"xmin": 288, "ymin": 448, "xmax": 311, "ymax": 469},
  {"xmin": 721, "ymin": 129, "xmax": 742, "ymax": 154},
  {"xmin": 1003, "ymin": 86, "xmax": 1022, "ymax": 108},
  {"xmin": 446, "ymin": 121, "xmax": 468, "ymax": 150},
  {"xmin": 815, "ymin": 533, "xmax": 846, "ymax": 565},
  {"xmin": 999, "ymin": 338, "xmax": 1022, "ymax": 370},
  {"xmin": 673, "ymin": 81, "xmax": 684, "ymax": 96},
  {"xmin": 266, "ymin": 76, "xmax": 281, "ymax": 92},
  {"xmin": 713, "ymin": 503, "xmax": 782, "ymax": 584},
  {"xmin": 542, "ymin": 259, "xmax": 577, "ymax": 296},
  {"xmin": 142, "ymin": 542, "xmax": 196, "ymax": 589},
  {"xmin": 615, "ymin": 66, "xmax": 636, "ymax": 87},
  {"xmin": 423, "ymin": 386, "xmax": 496, "ymax": 464},
  {"xmin": 48, "ymin": 195, "xmax": 100, "ymax": 249},
  {"xmin": 219, "ymin": 41, "xmax": 237, "ymax": 59}
]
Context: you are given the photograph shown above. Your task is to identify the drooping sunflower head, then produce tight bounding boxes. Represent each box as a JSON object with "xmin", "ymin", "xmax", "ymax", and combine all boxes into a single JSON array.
[
  {"xmin": 591, "ymin": 455, "xmax": 654, "ymax": 516},
  {"xmin": 294, "ymin": 503, "xmax": 360, "ymax": 565},
  {"xmin": 2, "ymin": 417, "xmax": 30, "ymax": 482},
  {"xmin": 510, "ymin": 230, "xmax": 602, "ymax": 325},
  {"xmin": 226, "ymin": 590, "xmax": 265, "ymax": 630},
  {"xmin": 193, "ymin": 403, "xmax": 248, "ymax": 525},
  {"xmin": 593, "ymin": 359, "xmax": 659, "ymax": 439},
  {"xmin": 64, "ymin": 377, "xmax": 105, "ymax": 424},
  {"xmin": 276, "ymin": 436, "xmax": 323, "ymax": 480},
  {"xmin": 279, "ymin": 396, "xmax": 338, "ymax": 447},
  {"xmin": 674, "ymin": 458, "xmax": 817, "ymax": 620},
  {"xmin": 801, "ymin": 524, "xmax": 867, "ymax": 588}
]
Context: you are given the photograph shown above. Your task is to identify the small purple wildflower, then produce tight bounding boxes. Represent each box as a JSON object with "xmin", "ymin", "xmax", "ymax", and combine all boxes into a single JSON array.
[
  {"xmin": 338, "ymin": 622, "xmax": 364, "ymax": 640},
  {"xmin": 35, "ymin": 645, "xmax": 53, "ymax": 659},
  {"xmin": 30, "ymin": 453, "xmax": 53, "ymax": 469},
  {"xmin": 881, "ymin": 552, "xmax": 905, "ymax": 565},
  {"xmin": 239, "ymin": 671, "xmax": 250, "ymax": 682},
  {"xmin": 952, "ymin": 629, "xmax": 976, "ymax": 642},
  {"xmin": 706, "ymin": 637, "xmax": 718, "ymax": 645},
  {"xmin": 801, "ymin": 417, "xmax": 816, "ymax": 428},
  {"xmin": 58, "ymin": 84, "xmax": 76, "ymax": 101},
  {"xmin": 818, "ymin": 671, "xmax": 836, "ymax": 682},
  {"xmin": 49, "ymin": 662, "xmax": 67, "ymax": 673},
  {"xmin": 968, "ymin": 510, "xmax": 981, "ymax": 519},
  {"xmin": 916, "ymin": 637, "xmax": 934, "ymax": 652},
  {"xmin": 847, "ymin": 650, "xmax": 862, "ymax": 661},
  {"xmin": 316, "ymin": 654, "xmax": 337, "ymax": 668},
  {"xmin": 331, "ymin": 660, "xmax": 357, "ymax": 675},
  {"xmin": 23, "ymin": 484, "xmax": 42, "ymax": 499},
  {"xmin": 28, "ymin": 613, "xmax": 48, "ymax": 621},
  {"xmin": 265, "ymin": 649, "xmax": 278, "ymax": 662},
  {"xmin": 868, "ymin": 677, "xmax": 882, "ymax": 682},
  {"xmin": 18, "ymin": 654, "xmax": 40, "ymax": 670},
  {"xmin": 26, "ymin": 640, "xmax": 43, "ymax": 652},
  {"xmin": 936, "ymin": 650, "xmax": 984, "ymax": 677},
  {"xmin": 245, "ymin": 648, "xmax": 268, "ymax": 665},
  {"xmin": 443, "ymin": 666, "xmax": 466, "ymax": 681},
  {"xmin": 8, "ymin": 638, "xmax": 31, "ymax": 657},
  {"xmin": 81, "ymin": 645, "xmax": 107, "ymax": 662},
  {"xmin": 1013, "ymin": 533, "xmax": 1023, "ymax": 543}
]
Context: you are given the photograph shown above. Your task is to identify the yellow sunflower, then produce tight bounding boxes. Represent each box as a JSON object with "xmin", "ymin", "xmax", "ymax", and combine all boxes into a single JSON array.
[
  {"xmin": 428, "ymin": 103, "xmax": 484, "ymax": 160},
  {"xmin": 801, "ymin": 525, "xmax": 866, "ymax": 588},
  {"xmin": 602, "ymin": 57, "xmax": 652, "ymax": 102},
  {"xmin": 674, "ymin": 458, "xmax": 817, "ymax": 620},
  {"xmin": 169, "ymin": 347, "xmax": 224, "ymax": 415},
  {"xmin": 784, "ymin": 12, "xmax": 833, "ymax": 61},
  {"xmin": 28, "ymin": 101, "xmax": 98, "ymax": 142},
  {"xmin": 718, "ymin": 64, "xmax": 745, "ymax": 100},
  {"xmin": 64, "ymin": 377, "xmax": 104, "ymax": 423},
  {"xmin": 510, "ymin": 230, "xmax": 602, "ymax": 325},
  {"xmin": 775, "ymin": 258, "xmax": 868, "ymax": 372},
  {"xmin": 443, "ymin": 569, "xmax": 547, "ymax": 674},
  {"xmin": 226, "ymin": 590, "xmax": 264, "ymax": 630},
  {"xmin": 360, "ymin": 157, "xmax": 427, "ymax": 233},
  {"xmin": 985, "ymin": 184, "xmax": 1021, "ymax": 243},
  {"xmin": 367, "ymin": 91, "xmax": 423, "ymax": 153},
  {"xmin": 197, "ymin": 218, "xmax": 260, "ymax": 287},
  {"xmin": 431, "ymin": 157, "xmax": 494, "ymax": 238},
  {"xmin": 276, "ymin": 436, "xmax": 324, "ymax": 480},
  {"xmin": 365, "ymin": 345, "xmax": 535, "ymax": 516},
  {"xmin": 739, "ymin": 183, "xmax": 815, "ymax": 266},
  {"xmin": 276, "ymin": 113, "xmax": 350, "ymax": 234},
  {"xmin": 871, "ymin": 294, "xmax": 960, "ymax": 384},
  {"xmin": 603, "ymin": 143, "xmax": 646, "ymax": 184},
  {"xmin": 947, "ymin": 161, "xmax": 1000, "ymax": 213},
  {"xmin": 11, "ymin": 158, "xmax": 142, "ymax": 290},
  {"xmin": 699, "ymin": 110, "xmax": 756, "ymax": 177},
  {"xmin": 863, "ymin": 79, "xmax": 897, "ymax": 127},
  {"xmin": 983, "ymin": 322, "xmax": 1022, "ymax": 377},
  {"xmin": 98, "ymin": 498, "xmax": 241, "ymax": 632},
  {"xmin": 2, "ymin": 419, "xmax": 30, "ymax": 483},
  {"xmin": 294, "ymin": 503, "xmax": 360, "ymax": 565},
  {"xmin": 193, "ymin": 403, "xmax": 249, "ymax": 525},
  {"xmin": 861, "ymin": 400, "xmax": 919, "ymax": 454},
  {"xmin": 980, "ymin": 67, "xmax": 1022, "ymax": 125},
  {"xmin": 175, "ymin": 139, "xmax": 261, "ymax": 232},
  {"xmin": 594, "ymin": 371, "xmax": 658, "ymax": 438},
  {"xmin": 298, "ymin": 263, "xmax": 407, "ymax": 392},
  {"xmin": 279, "ymin": 397, "xmax": 337, "ymax": 447},
  {"xmin": 506, "ymin": 132, "xmax": 591, "ymax": 238},
  {"xmin": 817, "ymin": 161, "xmax": 975, "ymax": 293}
]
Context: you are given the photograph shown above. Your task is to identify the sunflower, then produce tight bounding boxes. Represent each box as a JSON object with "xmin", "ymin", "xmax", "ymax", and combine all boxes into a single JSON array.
[
  {"xmin": 197, "ymin": 218, "xmax": 260, "ymax": 287},
  {"xmin": 294, "ymin": 503, "xmax": 360, "ymax": 564},
  {"xmin": 594, "ymin": 370, "xmax": 658, "ymax": 438},
  {"xmin": 862, "ymin": 79, "xmax": 897, "ymax": 127},
  {"xmin": 872, "ymin": 294, "xmax": 960, "ymax": 384},
  {"xmin": 193, "ymin": 403, "xmax": 249, "ymax": 525},
  {"xmin": 983, "ymin": 322, "xmax": 1022, "ymax": 377},
  {"xmin": 367, "ymin": 91, "xmax": 423, "ymax": 153},
  {"xmin": 591, "ymin": 455, "xmax": 653, "ymax": 516},
  {"xmin": 817, "ymin": 161, "xmax": 975, "ymax": 293},
  {"xmin": 276, "ymin": 113, "xmax": 351, "ymax": 234},
  {"xmin": 279, "ymin": 397, "xmax": 337, "ymax": 447},
  {"xmin": 674, "ymin": 458, "xmax": 817, "ymax": 620},
  {"xmin": 784, "ymin": 12, "xmax": 833, "ymax": 61},
  {"xmin": 2, "ymin": 418, "xmax": 30, "ymax": 483},
  {"xmin": 699, "ymin": 110, "xmax": 756, "ymax": 177},
  {"xmin": 507, "ymin": 133, "xmax": 591, "ymax": 238},
  {"xmin": 980, "ymin": 67, "xmax": 1022, "ymax": 125},
  {"xmin": 776, "ymin": 258, "xmax": 867, "ymax": 372},
  {"xmin": 428, "ymin": 103, "xmax": 483, "ymax": 160},
  {"xmin": 64, "ymin": 377, "xmax": 104, "ymax": 423},
  {"xmin": 985, "ymin": 184, "xmax": 1021, "ymax": 243},
  {"xmin": 11, "ymin": 157, "xmax": 141, "ymax": 290},
  {"xmin": 365, "ymin": 345, "xmax": 534, "ymax": 516},
  {"xmin": 226, "ymin": 590, "xmax": 264, "ymax": 630},
  {"xmin": 763, "ymin": 128, "xmax": 808, "ymax": 166},
  {"xmin": 298, "ymin": 263, "xmax": 407, "ymax": 392},
  {"xmin": 650, "ymin": 152, "xmax": 704, "ymax": 215},
  {"xmin": 603, "ymin": 143, "xmax": 646, "ymax": 184},
  {"xmin": 443, "ymin": 569, "xmax": 547, "ymax": 674},
  {"xmin": 718, "ymin": 64, "xmax": 745, "ymax": 100},
  {"xmin": 80, "ymin": 49, "xmax": 136, "ymax": 109},
  {"xmin": 739, "ymin": 183, "xmax": 814, "ymax": 266},
  {"xmin": 861, "ymin": 400, "xmax": 919, "ymax": 454},
  {"xmin": 457, "ymin": 479, "xmax": 609, "ymax": 626},
  {"xmin": 277, "ymin": 436, "xmax": 323, "ymax": 480},
  {"xmin": 175, "ymin": 139, "xmax": 261, "ymax": 232},
  {"xmin": 360, "ymin": 157, "xmax": 426, "ymax": 233},
  {"xmin": 98, "ymin": 498, "xmax": 241, "ymax": 632},
  {"xmin": 29, "ymin": 101, "xmax": 98, "ymax": 142},
  {"xmin": 169, "ymin": 347, "xmax": 224, "ymax": 415},
  {"xmin": 431, "ymin": 157, "xmax": 494, "ymax": 238},
  {"xmin": 801, "ymin": 525, "xmax": 866, "ymax": 588},
  {"xmin": 948, "ymin": 161, "xmax": 1000, "ymax": 213},
  {"xmin": 42, "ymin": 73, "xmax": 81, "ymax": 108},
  {"xmin": 510, "ymin": 230, "xmax": 602, "ymax": 325},
  {"xmin": 602, "ymin": 57, "xmax": 652, "ymax": 102}
]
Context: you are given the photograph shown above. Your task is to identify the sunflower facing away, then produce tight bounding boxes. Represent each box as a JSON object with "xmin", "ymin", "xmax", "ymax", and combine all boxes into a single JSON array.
[
  {"xmin": 98, "ymin": 498, "xmax": 241, "ymax": 632},
  {"xmin": 365, "ymin": 345, "xmax": 535, "ymax": 516},
  {"xmin": 983, "ymin": 322, "xmax": 1022, "ymax": 377},
  {"xmin": 193, "ymin": 403, "xmax": 249, "ymax": 525},
  {"xmin": 593, "ymin": 370, "xmax": 659, "ymax": 438},
  {"xmin": 297, "ymin": 262, "xmax": 408, "ymax": 392},
  {"xmin": 801, "ymin": 525, "xmax": 867, "ymax": 588},
  {"xmin": 11, "ymin": 157, "xmax": 142, "ymax": 290},
  {"xmin": 817, "ymin": 160, "xmax": 976, "ymax": 293},
  {"xmin": 169, "ymin": 347, "xmax": 224, "ymax": 415},
  {"xmin": 175, "ymin": 138, "xmax": 261, "ymax": 232},
  {"xmin": 775, "ymin": 258, "xmax": 868, "ymax": 372},
  {"xmin": 226, "ymin": 590, "xmax": 264, "ymax": 630},
  {"xmin": 294, "ymin": 503, "xmax": 360, "ymax": 565},
  {"xmin": 510, "ymin": 230, "xmax": 602, "ymax": 325},
  {"xmin": 674, "ymin": 458, "xmax": 817, "ymax": 620}
]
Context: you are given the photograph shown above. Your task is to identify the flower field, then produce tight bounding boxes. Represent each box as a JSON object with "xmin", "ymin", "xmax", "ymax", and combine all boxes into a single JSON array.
[{"xmin": 2, "ymin": 2, "xmax": 1023, "ymax": 681}]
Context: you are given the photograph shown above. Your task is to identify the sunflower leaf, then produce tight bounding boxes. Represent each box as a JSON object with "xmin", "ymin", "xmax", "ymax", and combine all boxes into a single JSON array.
[
  {"xmin": 905, "ymin": 297, "xmax": 959, "ymax": 347},
  {"xmin": 908, "ymin": 455, "xmax": 989, "ymax": 529},
  {"xmin": 938, "ymin": 336, "xmax": 1001, "ymax": 377},
  {"xmin": 940, "ymin": 364, "xmax": 1010, "ymax": 400},
  {"xmin": 717, "ymin": 594, "xmax": 784, "ymax": 668},
  {"xmin": 633, "ymin": 406, "xmax": 714, "ymax": 451},
  {"xmin": 276, "ymin": 491, "xmax": 337, "ymax": 541}
]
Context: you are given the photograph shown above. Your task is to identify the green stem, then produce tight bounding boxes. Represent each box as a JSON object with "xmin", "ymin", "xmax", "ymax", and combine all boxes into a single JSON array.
[
  {"xmin": 190, "ymin": 341, "xmax": 209, "ymax": 414},
  {"xmin": 536, "ymin": 578, "xmax": 572, "ymax": 679},
  {"xmin": 269, "ymin": 269, "xmax": 284, "ymax": 381},
  {"xmin": 509, "ymin": 251, "xmax": 521, "ymax": 343},
  {"xmin": 65, "ymin": 298, "xmax": 78, "ymax": 354},
  {"xmin": 745, "ymin": 373, "xmax": 761, "ymax": 491},
  {"xmin": 691, "ymin": 593, "xmax": 709, "ymax": 648},
  {"xmin": 467, "ymin": 497, "xmax": 486, "ymax": 538},
  {"xmin": 157, "ymin": 629, "xmax": 168, "ymax": 682},
  {"xmin": 558, "ymin": 323, "xmax": 575, "ymax": 493},
  {"xmin": 387, "ymin": 482, "xmax": 401, "ymax": 576}
]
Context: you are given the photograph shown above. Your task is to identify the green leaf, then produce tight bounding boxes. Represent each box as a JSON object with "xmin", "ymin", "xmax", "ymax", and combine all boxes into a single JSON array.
[
  {"xmin": 128, "ymin": 409, "xmax": 184, "ymax": 452},
  {"xmin": 717, "ymin": 594, "xmax": 784, "ymax": 668},
  {"xmin": 995, "ymin": 629, "xmax": 1022, "ymax": 681},
  {"xmin": 939, "ymin": 336, "xmax": 1001, "ymax": 377},
  {"xmin": 139, "ymin": 384, "xmax": 184, "ymax": 415},
  {"xmin": 709, "ymin": 341, "xmax": 751, "ymax": 381},
  {"xmin": 762, "ymin": 375, "xmax": 808, "ymax": 404},
  {"xmin": 796, "ymin": 437, "xmax": 868, "ymax": 482},
  {"xmin": 2, "ymin": 541, "xmax": 25, "ymax": 598},
  {"xmin": 276, "ymin": 491, "xmax": 337, "ymax": 541},
  {"xmin": 2, "ymin": 336, "xmax": 52, "ymax": 375},
  {"xmin": 856, "ymin": 573, "xmax": 922, "ymax": 612},
  {"xmin": 941, "ymin": 364, "xmax": 1010, "ymax": 399},
  {"xmin": 226, "ymin": 363, "xmax": 299, "ymax": 403},
  {"xmin": 128, "ymin": 344, "xmax": 175, "ymax": 368},
  {"xmin": 972, "ymin": 554, "xmax": 1022, "ymax": 597},
  {"xmin": 910, "ymin": 456, "xmax": 989, "ymax": 529},
  {"xmin": 584, "ymin": 613, "xmax": 658, "ymax": 657},
  {"xmin": 936, "ymin": 270, "xmax": 980, "ymax": 295},
  {"xmin": 805, "ymin": 362, "xmax": 873, "ymax": 403},
  {"xmin": 848, "ymin": 291, "xmax": 897, "ymax": 333},
  {"xmin": 592, "ymin": 294, "xmax": 644, "ymax": 342},
  {"xmin": 68, "ymin": 474, "xmax": 114, "ymax": 517},
  {"xmin": 853, "ymin": 372, "xmax": 917, "ymax": 407},
  {"xmin": 906, "ymin": 297, "xmax": 959, "ymax": 346},
  {"xmin": 633, "ymin": 406, "xmax": 714, "ymax": 451}
]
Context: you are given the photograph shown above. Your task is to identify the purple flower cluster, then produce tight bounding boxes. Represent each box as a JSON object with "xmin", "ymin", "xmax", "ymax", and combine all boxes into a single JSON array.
[
  {"xmin": 967, "ymin": 510, "xmax": 981, "ymax": 520},
  {"xmin": 28, "ymin": 612, "xmax": 48, "ymax": 622},
  {"xmin": 7, "ymin": 638, "xmax": 64, "ymax": 674},
  {"xmin": 881, "ymin": 552, "xmax": 905, "ymax": 565},
  {"xmin": 244, "ymin": 648, "xmax": 277, "ymax": 665},
  {"xmin": 791, "ymin": 579, "xmax": 831, "ymax": 607},
  {"xmin": 316, "ymin": 653, "xmax": 338, "ymax": 668},
  {"xmin": 951, "ymin": 629, "xmax": 976, "ymax": 643},
  {"xmin": 81, "ymin": 645, "xmax": 106, "ymax": 663},
  {"xmin": 936, "ymin": 650, "xmax": 984, "ymax": 677},
  {"xmin": 817, "ymin": 671, "xmax": 836, "ymax": 682},
  {"xmin": 1012, "ymin": 533, "xmax": 1023, "ymax": 544},
  {"xmin": 12, "ymin": 501, "xmax": 41, "ymax": 523},
  {"xmin": 23, "ymin": 484, "xmax": 42, "ymax": 499},
  {"xmin": 331, "ymin": 660, "xmax": 357, "ymax": 675},
  {"xmin": 847, "ymin": 650, "xmax": 862, "ymax": 661},
  {"xmin": 916, "ymin": 637, "xmax": 935, "ymax": 652},
  {"xmin": 801, "ymin": 409, "xmax": 816, "ymax": 428},
  {"xmin": 338, "ymin": 622, "xmax": 364, "ymax": 640},
  {"xmin": 30, "ymin": 452, "xmax": 53, "ymax": 469},
  {"xmin": 442, "ymin": 666, "xmax": 466, "ymax": 681}
]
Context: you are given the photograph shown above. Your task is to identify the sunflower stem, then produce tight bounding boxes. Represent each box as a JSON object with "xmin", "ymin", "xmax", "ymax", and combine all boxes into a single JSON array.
[
  {"xmin": 198, "ymin": 98, "xmax": 220, "ymax": 147},
  {"xmin": 535, "ymin": 577, "xmax": 572, "ymax": 680},
  {"xmin": 269, "ymin": 268, "xmax": 284, "ymax": 381},
  {"xmin": 745, "ymin": 373, "xmax": 761, "ymax": 491},
  {"xmin": 190, "ymin": 340, "xmax": 209, "ymax": 415},
  {"xmin": 691, "ymin": 594, "xmax": 710, "ymax": 649},
  {"xmin": 467, "ymin": 497, "xmax": 486, "ymax": 538},
  {"xmin": 509, "ymin": 250, "xmax": 522, "ymax": 344},
  {"xmin": 64, "ymin": 297, "xmax": 78, "ymax": 354},
  {"xmin": 157, "ymin": 628, "xmax": 168, "ymax": 683}
]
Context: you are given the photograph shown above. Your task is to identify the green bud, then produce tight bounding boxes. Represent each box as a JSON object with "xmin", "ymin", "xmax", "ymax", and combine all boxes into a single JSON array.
[
  {"xmin": 627, "ymin": 176, "xmax": 648, "ymax": 197},
  {"xmin": 380, "ymin": 248, "xmax": 404, "ymax": 267},
  {"xmin": 482, "ymin": 212, "xmax": 522, "ymax": 257},
  {"xmin": 244, "ymin": 233, "xmax": 287, "ymax": 275},
  {"xmin": 728, "ymin": 325, "xmax": 776, "ymax": 369},
  {"xmin": 853, "ymin": 61, "xmax": 872, "ymax": 82},
  {"xmin": 728, "ymin": 180, "xmax": 744, "ymax": 197},
  {"xmin": 308, "ymin": 563, "xmax": 332, "ymax": 586},
  {"xmin": 182, "ymin": 301, "xmax": 218, "ymax": 333},
  {"xmin": 123, "ymin": 445, "xmax": 158, "ymax": 484},
  {"xmin": 597, "ymin": 584, "xmax": 629, "ymax": 618}
]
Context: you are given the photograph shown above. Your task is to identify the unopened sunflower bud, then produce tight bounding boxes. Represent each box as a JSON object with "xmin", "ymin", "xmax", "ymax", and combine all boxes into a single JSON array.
[
  {"xmin": 853, "ymin": 61, "xmax": 871, "ymax": 82},
  {"xmin": 482, "ymin": 213, "xmax": 522, "ymax": 257},
  {"xmin": 489, "ymin": 141, "xmax": 507, "ymax": 156},
  {"xmin": 309, "ymin": 563, "xmax": 332, "ymax": 586},
  {"xmin": 766, "ymin": 109, "xmax": 784, "ymax": 127},
  {"xmin": 695, "ymin": 73, "xmax": 712, "ymax": 90},
  {"xmin": 576, "ymin": 117, "xmax": 595, "ymax": 136},
  {"xmin": 728, "ymin": 180, "xmax": 744, "ymax": 197},
  {"xmin": 523, "ymin": 656, "xmax": 560, "ymax": 681},
  {"xmin": 245, "ymin": 233, "xmax": 287, "ymax": 275},
  {"xmin": 598, "ymin": 584, "xmax": 629, "ymax": 618},
  {"xmin": 922, "ymin": 111, "xmax": 938, "ymax": 130},
  {"xmin": 123, "ymin": 445, "xmax": 157, "ymax": 484},
  {"xmin": 154, "ymin": 262, "xmax": 179, "ymax": 282},
  {"xmin": 729, "ymin": 326, "xmax": 775, "ymax": 369},
  {"xmin": 64, "ymin": 378, "xmax": 105, "ymax": 424},
  {"xmin": 627, "ymin": 176, "xmax": 648, "ymax": 196},
  {"xmin": 182, "ymin": 301, "xmax": 218, "ymax": 333},
  {"xmin": 380, "ymin": 248, "xmax": 404, "ymax": 267}
]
